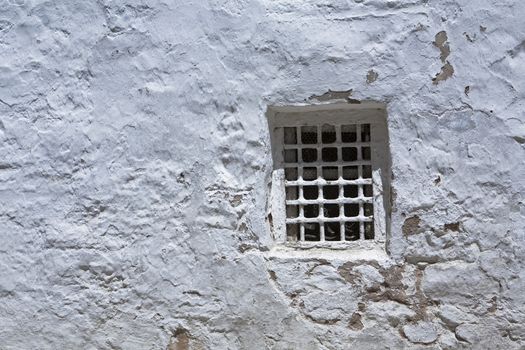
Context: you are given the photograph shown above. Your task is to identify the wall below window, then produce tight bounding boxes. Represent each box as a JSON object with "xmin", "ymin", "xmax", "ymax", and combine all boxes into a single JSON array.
[{"xmin": 0, "ymin": 0, "xmax": 524, "ymax": 349}]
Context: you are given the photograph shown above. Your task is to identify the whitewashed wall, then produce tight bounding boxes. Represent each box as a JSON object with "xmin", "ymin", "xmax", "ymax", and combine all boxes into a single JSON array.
[{"xmin": 1, "ymin": 0, "xmax": 524, "ymax": 349}]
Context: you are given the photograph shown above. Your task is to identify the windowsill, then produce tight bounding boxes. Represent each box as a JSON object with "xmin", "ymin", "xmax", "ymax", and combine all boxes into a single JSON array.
[{"xmin": 262, "ymin": 241, "xmax": 390, "ymax": 261}]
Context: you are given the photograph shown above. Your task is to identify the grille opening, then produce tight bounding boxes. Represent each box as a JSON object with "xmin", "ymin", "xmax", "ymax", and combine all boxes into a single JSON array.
[
  {"xmin": 323, "ymin": 166, "xmax": 339, "ymax": 180},
  {"xmin": 344, "ymin": 204, "xmax": 359, "ymax": 217},
  {"xmin": 286, "ymin": 186, "xmax": 298, "ymax": 200},
  {"xmin": 342, "ymin": 166, "xmax": 358, "ymax": 180},
  {"xmin": 345, "ymin": 222, "xmax": 360, "ymax": 241},
  {"xmin": 323, "ymin": 185, "xmax": 339, "ymax": 199},
  {"xmin": 322, "ymin": 124, "xmax": 337, "ymax": 143},
  {"xmin": 303, "ymin": 186, "xmax": 318, "ymax": 200},
  {"xmin": 302, "ymin": 148, "xmax": 317, "ymax": 162},
  {"xmin": 284, "ymin": 149, "xmax": 297, "ymax": 162},
  {"xmin": 303, "ymin": 167, "xmax": 317, "ymax": 180},
  {"xmin": 304, "ymin": 204, "xmax": 319, "ymax": 218},
  {"xmin": 362, "ymin": 147, "xmax": 371, "ymax": 160},
  {"xmin": 325, "ymin": 222, "xmax": 340, "ymax": 241},
  {"xmin": 284, "ymin": 127, "xmax": 297, "ymax": 144},
  {"xmin": 344, "ymin": 185, "xmax": 358, "ymax": 198},
  {"xmin": 301, "ymin": 126, "xmax": 317, "ymax": 144},
  {"xmin": 342, "ymin": 147, "xmax": 358, "ymax": 161},
  {"xmin": 322, "ymin": 147, "xmax": 338, "ymax": 162},
  {"xmin": 305, "ymin": 223, "xmax": 320, "ymax": 241},
  {"xmin": 324, "ymin": 204, "xmax": 339, "ymax": 218},
  {"xmin": 285, "ymin": 168, "xmax": 298, "ymax": 180},
  {"xmin": 341, "ymin": 124, "xmax": 357, "ymax": 142},
  {"xmin": 286, "ymin": 205, "xmax": 299, "ymax": 218},
  {"xmin": 279, "ymin": 122, "xmax": 377, "ymax": 242}
]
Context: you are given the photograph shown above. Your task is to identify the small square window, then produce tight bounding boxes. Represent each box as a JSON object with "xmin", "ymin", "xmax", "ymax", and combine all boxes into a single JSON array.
[{"xmin": 268, "ymin": 104, "xmax": 390, "ymax": 245}]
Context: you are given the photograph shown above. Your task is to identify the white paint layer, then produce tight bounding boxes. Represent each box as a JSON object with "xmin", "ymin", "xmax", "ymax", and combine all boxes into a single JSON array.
[{"xmin": 0, "ymin": 0, "xmax": 524, "ymax": 348}]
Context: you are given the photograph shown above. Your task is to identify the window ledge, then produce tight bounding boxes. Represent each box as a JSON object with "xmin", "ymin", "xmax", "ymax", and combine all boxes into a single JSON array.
[{"xmin": 262, "ymin": 242, "xmax": 390, "ymax": 262}]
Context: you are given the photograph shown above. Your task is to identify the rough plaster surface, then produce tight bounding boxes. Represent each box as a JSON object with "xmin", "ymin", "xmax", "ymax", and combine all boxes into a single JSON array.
[{"xmin": 0, "ymin": 0, "xmax": 524, "ymax": 349}]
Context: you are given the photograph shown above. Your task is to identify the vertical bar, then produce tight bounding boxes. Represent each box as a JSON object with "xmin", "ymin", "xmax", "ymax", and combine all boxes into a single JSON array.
[
  {"xmin": 356, "ymin": 124, "xmax": 364, "ymax": 240},
  {"xmin": 335, "ymin": 124, "xmax": 344, "ymax": 241},
  {"xmin": 297, "ymin": 126, "xmax": 305, "ymax": 242},
  {"xmin": 317, "ymin": 124, "xmax": 324, "ymax": 241},
  {"xmin": 339, "ymin": 185, "xmax": 345, "ymax": 241}
]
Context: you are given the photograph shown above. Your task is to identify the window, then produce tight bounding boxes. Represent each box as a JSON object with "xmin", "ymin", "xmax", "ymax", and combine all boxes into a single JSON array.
[{"xmin": 267, "ymin": 103, "xmax": 391, "ymax": 248}]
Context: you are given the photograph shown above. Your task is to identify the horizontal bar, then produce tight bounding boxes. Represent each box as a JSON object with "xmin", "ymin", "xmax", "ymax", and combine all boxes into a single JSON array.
[
  {"xmin": 286, "ymin": 197, "xmax": 373, "ymax": 205},
  {"xmin": 283, "ymin": 142, "xmax": 371, "ymax": 149},
  {"xmin": 284, "ymin": 160, "xmax": 371, "ymax": 167},
  {"xmin": 283, "ymin": 141, "xmax": 370, "ymax": 150},
  {"xmin": 285, "ymin": 178, "xmax": 372, "ymax": 186},
  {"xmin": 285, "ymin": 216, "xmax": 373, "ymax": 224}
]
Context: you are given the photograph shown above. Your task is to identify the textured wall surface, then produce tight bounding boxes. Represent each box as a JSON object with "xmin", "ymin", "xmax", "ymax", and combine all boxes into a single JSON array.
[{"xmin": 1, "ymin": 0, "xmax": 524, "ymax": 349}]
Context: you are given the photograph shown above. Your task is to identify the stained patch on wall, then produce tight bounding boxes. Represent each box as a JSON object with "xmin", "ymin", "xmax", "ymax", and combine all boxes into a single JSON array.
[{"xmin": 432, "ymin": 31, "xmax": 454, "ymax": 84}]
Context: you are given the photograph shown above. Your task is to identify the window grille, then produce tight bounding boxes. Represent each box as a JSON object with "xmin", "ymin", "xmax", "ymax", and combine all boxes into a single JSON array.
[{"xmin": 267, "ymin": 103, "xmax": 390, "ymax": 247}]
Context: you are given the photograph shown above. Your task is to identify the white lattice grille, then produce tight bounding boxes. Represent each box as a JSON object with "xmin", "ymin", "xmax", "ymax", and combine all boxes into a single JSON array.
[{"xmin": 282, "ymin": 123, "xmax": 374, "ymax": 242}]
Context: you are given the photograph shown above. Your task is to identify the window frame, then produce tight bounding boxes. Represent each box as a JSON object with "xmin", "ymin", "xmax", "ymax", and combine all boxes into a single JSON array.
[{"xmin": 267, "ymin": 102, "xmax": 391, "ymax": 250}]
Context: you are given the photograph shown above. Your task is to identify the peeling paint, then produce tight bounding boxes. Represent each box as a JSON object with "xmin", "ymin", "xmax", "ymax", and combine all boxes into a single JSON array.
[{"xmin": 366, "ymin": 70, "xmax": 378, "ymax": 84}]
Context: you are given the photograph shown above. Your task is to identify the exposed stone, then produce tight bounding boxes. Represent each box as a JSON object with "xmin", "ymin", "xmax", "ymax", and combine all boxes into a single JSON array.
[
  {"xmin": 422, "ymin": 262, "xmax": 499, "ymax": 305},
  {"xmin": 402, "ymin": 216, "xmax": 421, "ymax": 236},
  {"xmin": 366, "ymin": 70, "xmax": 379, "ymax": 84},
  {"xmin": 455, "ymin": 323, "xmax": 479, "ymax": 344},
  {"xmin": 402, "ymin": 321, "xmax": 439, "ymax": 344}
]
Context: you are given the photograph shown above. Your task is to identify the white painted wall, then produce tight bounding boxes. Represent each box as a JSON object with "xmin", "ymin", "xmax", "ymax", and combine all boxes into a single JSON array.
[{"xmin": 0, "ymin": 0, "xmax": 524, "ymax": 348}]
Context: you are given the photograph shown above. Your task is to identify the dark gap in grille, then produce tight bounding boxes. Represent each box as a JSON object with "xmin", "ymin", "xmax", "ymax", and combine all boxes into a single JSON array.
[
  {"xmin": 322, "ymin": 166, "xmax": 338, "ymax": 180},
  {"xmin": 342, "ymin": 147, "xmax": 357, "ymax": 161},
  {"xmin": 287, "ymin": 223, "xmax": 299, "ymax": 241},
  {"xmin": 325, "ymin": 222, "xmax": 340, "ymax": 241},
  {"xmin": 364, "ymin": 203, "xmax": 373, "ymax": 216},
  {"xmin": 284, "ymin": 149, "xmax": 297, "ymax": 162},
  {"xmin": 363, "ymin": 165, "xmax": 372, "ymax": 178},
  {"xmin": 322, "ymin": 124, "xmax": 336, "ymax": 143},
  {"xmin": 304, "ymin": 223, "xmax": 320, "ymax": 241},
  {"xmin": 286, "ymin": 186, "xmax": 298, "ymax": 200},
  {"xmin": 361, "ymin": 124, "xmax": 371, "ymax": 142},
  {"xmin": 324, "ymin": 204, "xmax": 339, "ymax": 218},
  {"xmin": 304, "ymin": 204, "xmax": 319, "ymax": 218},
  {"xmin": 303, "ymin": 186, "xmax": 318, "ymax": 200},
  {"xmin": 301, "ymin": 126, "xmax": 317, "ymax": 144},
  {"xmin": 345, "ymin": 222, "xmax": 360, "ymax": 241},
  {"xmin": 343, "ymin": 185, "xmax": 358, "ymax": 198},
  {"xmin": 341, "ymin": 125, "xmax": 357, "ymax": 142},
  {"xmin": 322, "ymin": 147, "xmax": 338, "ymax": 162},
  {"xmin": 342, "ymin": 166, "xmax": 358, "ymax": 180},
  {"xmin": 286, "ymin": 205, "xmax": 298, "ymax": 218},
  {"xmin": 344, "ymin": 204, "xmax": 359, "ymax": 217},
  {"xmin": 285, "ymin": 168, "xmax": 298, "ymax": 180},
  {"xmin": 365, "ymin": 222, "xmax": 374, "ymax": 239},
  {"xmin": 284, "ymin": 127, "xmax": 297, "ymax": 144},
  {"xmin": 303, "ymin": 167, "xmax": 317, "ymax": 180},
  {"xmin": 323, "ymin": 185, "xmax": 339, "ymax": 199},
  {"xmin": 302, "ymin": 148, "xmax": 317, "ymax": 162},
  {"xmin": 362, "ymin": 147, "xmax": 371, "ymax": 160},
  {"xmin": 364, "ymin": 184, "xmax": 373, "ymax": 197}
]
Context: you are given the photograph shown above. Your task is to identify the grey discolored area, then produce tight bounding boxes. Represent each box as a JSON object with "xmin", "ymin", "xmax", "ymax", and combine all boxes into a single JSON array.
[{"xmin": 0, "ymin": 0, "xmax": 525, "ymax": 349}]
